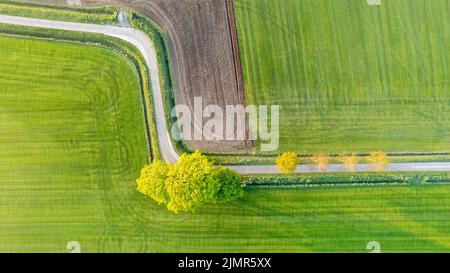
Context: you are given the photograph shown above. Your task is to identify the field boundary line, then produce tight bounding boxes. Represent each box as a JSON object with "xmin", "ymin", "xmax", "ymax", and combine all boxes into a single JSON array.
[{"xmin": 224, "ymin": 0, "xmax": 252, "ymax": 150}]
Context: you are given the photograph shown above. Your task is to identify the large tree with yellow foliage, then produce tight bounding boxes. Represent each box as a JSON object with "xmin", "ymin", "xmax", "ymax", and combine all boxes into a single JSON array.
[
  {"xmin": 137, "ymin": 151, "xmax": 243, "ymax": 213},
  {"xmin": 165, "ymin": 151, "xmax": 221, "ymax": 213}
]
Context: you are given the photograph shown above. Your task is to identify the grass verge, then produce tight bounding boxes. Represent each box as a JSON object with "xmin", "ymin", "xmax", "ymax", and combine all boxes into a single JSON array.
[
  {"xmin": 244, "ymin": 172, "xmax": 450, "ymax": 187},
  {"xmin": 0, "ymin": 0, "xmax": 118, "ymax": 23}
]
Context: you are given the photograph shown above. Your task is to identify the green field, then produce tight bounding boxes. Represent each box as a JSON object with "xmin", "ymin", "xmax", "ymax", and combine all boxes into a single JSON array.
[
  {"xmin": 234, "ymin": 0, "xmax": 449, "ymax": 155},
  {"xmin": 1, "ymin": 23, "xmax": 450, "ymax": 253},
  {"xmin": 0, "ymin": 34, "xmax": 149, "ymax": 251}
]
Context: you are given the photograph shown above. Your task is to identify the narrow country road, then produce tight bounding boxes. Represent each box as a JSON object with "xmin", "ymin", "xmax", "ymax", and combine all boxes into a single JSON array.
[
  {"xmin": 231, "ymin": 162, "xmax": 450, "ymax": 174},
  {"xmin": 1, "ymin": 14, "xmax": 450, "ymax": 174}
]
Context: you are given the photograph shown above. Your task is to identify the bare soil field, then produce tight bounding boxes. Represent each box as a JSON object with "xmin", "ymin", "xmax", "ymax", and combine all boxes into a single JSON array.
[{"xmin": 26, "ymin": 0, "xmax": 250, "ymax": 153}]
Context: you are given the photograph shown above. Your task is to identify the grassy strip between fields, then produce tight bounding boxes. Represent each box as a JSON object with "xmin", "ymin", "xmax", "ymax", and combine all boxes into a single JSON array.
[
  {"xmin": 243, "ymin": 172, "xmax": 450, "ymax": 188},
  {"xmin": 0, "ymin": 21, "xmax": 159, "ymax": 161},
  {"xmin": 208, "ymin": 153, "xmax": 450, "ymax": 166},
  {"xmin": 128, "ymin": 11, "xmax": 195, "ymax": 157},
  {"xmin": 0, "ymin": 0, "xmax": 118, "ymax": 23}
]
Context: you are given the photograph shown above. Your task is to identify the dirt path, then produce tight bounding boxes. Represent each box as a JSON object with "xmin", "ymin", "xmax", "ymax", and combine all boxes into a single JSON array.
[{"xmin": 1, "ymin": 14, "xmax": 450, "ymax": 173}]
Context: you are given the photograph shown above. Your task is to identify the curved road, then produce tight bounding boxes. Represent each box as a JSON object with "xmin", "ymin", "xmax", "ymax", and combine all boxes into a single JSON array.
[{"xmin": 1, "ymin": 14, "xmax": 450, "ymax": 174}]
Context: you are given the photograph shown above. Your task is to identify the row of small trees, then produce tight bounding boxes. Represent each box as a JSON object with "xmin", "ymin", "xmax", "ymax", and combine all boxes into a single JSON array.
[
  {"xmin": 137, "ymin": 151, "xmax": 243, "ymax": 213},
  {"xmin": 276, "ymin": 151, "xmax": 390, "ymax": 174},
  {"xmin": 137, "ymin": 150, "xmax": 391, "ymax": 212}
]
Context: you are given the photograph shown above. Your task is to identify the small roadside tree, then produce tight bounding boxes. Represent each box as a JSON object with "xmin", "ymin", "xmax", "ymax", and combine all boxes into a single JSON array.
[
  {"xmin": 367, "ymin": 151, "xmax": 389, "ymax": 172},
  {"xmin": 276, "ymin": 152, "xmax": 299, "ymax": 174},
  {"xmin": 310, "ymin": 153, "xmax": 330, "ymax": 172},
  {"xmin": 136, "ymin": 160, "xmax": 170, "ymax": 204},
  {"xmin": 211, "ymin": 166, "xmax": 244, "ymax": 202},
  {"xmin": 338, "ymin": 153, "xmax": 358, "ymax": 172}
]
